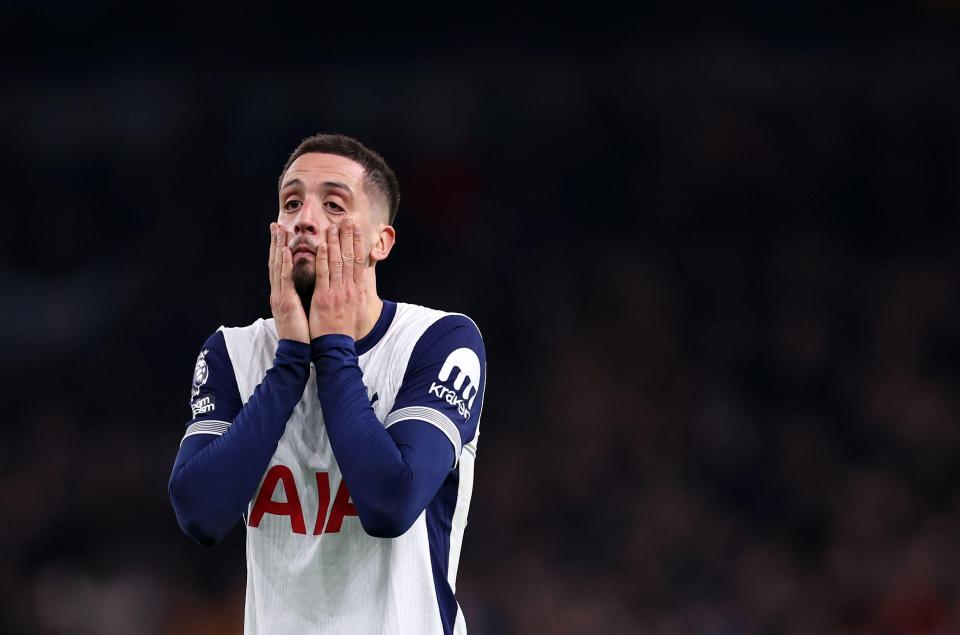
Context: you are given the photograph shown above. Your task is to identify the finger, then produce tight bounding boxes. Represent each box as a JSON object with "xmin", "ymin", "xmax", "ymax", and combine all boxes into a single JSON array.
[
  {"xmin": 327, "ymin": 224, "xmax": 343, "ymax": 287},
  {"xmin": 341, "ymin": 219, "xmax": 354, "ymax": 284},
  {"xmin": 268, "ymin": 223, "xmax": 277, "ymax": 289},
  {"xmin": 280, "ymin": 242, "xmax": 293, "ymax": 294},
  {"xmin": 352, "ymin": 221, "xmax": 365, "ymax": 285},
  {"xmin": 275, "ymin": 226, "xmax": 286, "ymax": 289},
  {"xmin": 273, "ymin": 226, "xmax": 284, "ymax": 292},
  {"xmin": 316, "ymin": 241, "xmax": 330, "ymax": 290}
]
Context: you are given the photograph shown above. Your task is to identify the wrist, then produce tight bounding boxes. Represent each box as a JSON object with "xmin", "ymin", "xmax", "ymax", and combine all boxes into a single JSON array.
[
  {"xmin": 309, "ymin": 328, "xmax": 353, "ymax": 341},
  {"xmin": 276, "ymin": 317, "xmax": 309, "ymax": 343},
  {"xmin": 308, "ymin": 316, "xmax": 355, "ymax": 340}
]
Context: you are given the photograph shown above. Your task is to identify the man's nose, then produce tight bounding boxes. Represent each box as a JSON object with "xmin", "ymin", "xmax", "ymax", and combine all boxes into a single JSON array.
[{"xmin": 293, "ymin": 201, "xmax": 323, "ymax": 236}]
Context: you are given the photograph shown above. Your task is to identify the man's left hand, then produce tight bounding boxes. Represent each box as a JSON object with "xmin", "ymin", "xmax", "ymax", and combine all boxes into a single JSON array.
[{"xmin": 309, "ymin": 220, "xmax": 368, "ymax": 340}]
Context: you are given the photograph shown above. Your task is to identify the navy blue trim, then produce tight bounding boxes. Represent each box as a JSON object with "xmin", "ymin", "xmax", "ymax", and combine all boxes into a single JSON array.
[
  {"xmin": 426, "ymin": 467, "xmax": 460, "ymax": 635},
  {"xmin": 355, "ymin": 300, "xmax": 396, "ymax": 355}
]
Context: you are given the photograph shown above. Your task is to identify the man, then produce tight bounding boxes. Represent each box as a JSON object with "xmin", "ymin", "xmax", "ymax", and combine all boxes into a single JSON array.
[{"xmin": 168, "ymin": 134, "xmax": 486, "ymax": 634}]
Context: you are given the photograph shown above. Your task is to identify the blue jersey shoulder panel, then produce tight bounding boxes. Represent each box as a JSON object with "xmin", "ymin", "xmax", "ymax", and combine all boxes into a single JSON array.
[
  {"xmin": 389, "ymin": 314, "xmax": 486, "ymax": 453},
  {"xmin": 187, "ymin": 330, "xmax": 243, "ymax": 426}
]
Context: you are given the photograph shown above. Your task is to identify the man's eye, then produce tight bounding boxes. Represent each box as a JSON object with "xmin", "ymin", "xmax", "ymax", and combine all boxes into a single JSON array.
[
  {"xmin": 324, "ymin": 201, "xmax": 345, "ymax": 213},
  {"xmin": 284, "ymin": 200, "xmax": 301, "ymax": 212}
]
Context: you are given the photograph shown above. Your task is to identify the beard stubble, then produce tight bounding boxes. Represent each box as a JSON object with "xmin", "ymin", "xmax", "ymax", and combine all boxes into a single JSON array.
[{"xmin": 292, "ymin": 261, "xmax": 314, "ymax": 313}]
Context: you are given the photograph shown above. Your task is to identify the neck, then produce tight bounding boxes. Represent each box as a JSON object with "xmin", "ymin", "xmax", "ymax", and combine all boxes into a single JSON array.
[{"xmin": 358, "ymin": 293, "xmax": 385, "ymax": 341}]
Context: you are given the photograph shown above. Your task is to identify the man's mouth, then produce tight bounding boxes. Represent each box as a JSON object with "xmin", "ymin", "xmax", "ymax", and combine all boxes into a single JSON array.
[{"xmin": 292, "ymin": 245, "xmax": 316, "ymax": 260}]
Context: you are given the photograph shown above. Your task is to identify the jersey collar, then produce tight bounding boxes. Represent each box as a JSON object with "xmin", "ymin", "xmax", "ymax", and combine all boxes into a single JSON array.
[{"xmin": 355, "ymin": 300, "xmax": 397, "ymax": 355}]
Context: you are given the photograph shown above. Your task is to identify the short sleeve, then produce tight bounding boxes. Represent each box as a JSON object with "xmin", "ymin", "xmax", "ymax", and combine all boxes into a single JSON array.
[
  {"xmin": 384, "ymin": 314, "xmax": 486, "ymax": 465},
  {"xmin": 183, "ymin": 330, "xmax": 243, "ymax": 443}
]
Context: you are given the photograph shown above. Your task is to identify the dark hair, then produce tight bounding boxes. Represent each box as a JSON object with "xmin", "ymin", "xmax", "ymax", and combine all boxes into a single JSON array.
[{"xmin": 279, "ymin": 133, "xmax": 400, "ymax": 224}]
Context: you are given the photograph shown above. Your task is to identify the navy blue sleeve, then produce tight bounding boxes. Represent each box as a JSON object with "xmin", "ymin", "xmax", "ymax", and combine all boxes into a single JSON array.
[
  {"xmin": 385, "ymin": 315, "xmax": 486, "ymax": 460},
  {"xmin": 312, "ymin": 314, "xmax": 486, "ymax": 539},
  {"xmin": 168, "ymin": 330, "xmax": 311, "ymax": 546}
]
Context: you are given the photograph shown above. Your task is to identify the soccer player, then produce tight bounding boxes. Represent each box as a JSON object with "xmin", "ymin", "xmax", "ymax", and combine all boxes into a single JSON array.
[{"xmin": 168, "ymin": 134, "xmax": 486, "ymax": 634}]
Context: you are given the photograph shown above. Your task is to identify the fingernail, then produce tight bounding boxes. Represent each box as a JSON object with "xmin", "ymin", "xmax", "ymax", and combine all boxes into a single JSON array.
[{"xmin": 331, "ymin": 226, "xmax": 338, "ymax": 235}]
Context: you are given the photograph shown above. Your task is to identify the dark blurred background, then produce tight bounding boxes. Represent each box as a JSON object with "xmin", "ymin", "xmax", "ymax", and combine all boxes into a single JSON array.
[{"xmin": 3, "ymin": 3, "xmax": 960, "ymax": 633}]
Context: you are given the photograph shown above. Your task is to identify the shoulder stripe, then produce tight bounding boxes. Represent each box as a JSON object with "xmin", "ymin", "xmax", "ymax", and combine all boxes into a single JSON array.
[
  {"xmin": 384, "ymin": 406, "xmax": 462, "ymax": 464},
  {"xmin": 181, "ymin": 419, "xmax": 232, "ymax": 444}
]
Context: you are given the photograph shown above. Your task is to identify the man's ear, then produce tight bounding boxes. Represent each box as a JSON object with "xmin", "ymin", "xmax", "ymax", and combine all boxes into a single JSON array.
[{"xmin": 370, "ymin": 224, "xmax": 396, "ymax": 263}]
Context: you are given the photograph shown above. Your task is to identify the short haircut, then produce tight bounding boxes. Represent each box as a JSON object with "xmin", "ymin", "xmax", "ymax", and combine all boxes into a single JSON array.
[{"xmin": 279, "ymin": 133, "xmax": 400, "ymax": 224}]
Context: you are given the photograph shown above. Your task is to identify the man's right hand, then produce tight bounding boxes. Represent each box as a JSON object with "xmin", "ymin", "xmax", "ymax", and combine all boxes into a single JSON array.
[{"xmin": 269, "ymin": 223, "xmax": 310, "ymax": 343}]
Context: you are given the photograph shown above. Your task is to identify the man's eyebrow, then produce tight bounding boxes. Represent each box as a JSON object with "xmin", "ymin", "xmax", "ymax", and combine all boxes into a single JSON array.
[
  {"xmin": 322, "ymin": 181, "xmax": 354, "ymax": 196},
  {"xmin": 279, "ymin": 178, "xmax": 354, "ymax": 196}
]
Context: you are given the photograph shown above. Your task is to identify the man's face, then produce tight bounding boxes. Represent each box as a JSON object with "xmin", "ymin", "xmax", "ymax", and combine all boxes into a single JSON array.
[{"xmin": 277, "ymin": 152, "xmax": 382, "ymax": 297}]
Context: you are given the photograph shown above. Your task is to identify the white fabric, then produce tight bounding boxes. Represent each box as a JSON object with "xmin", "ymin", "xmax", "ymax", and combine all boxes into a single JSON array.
[
  {"xmin": 219, "ymin": 303, "xmax": 476, "ymax": 634},
  {"xmin": 181, "ymin": 419, "xmax": 231, "ymax": 443}
]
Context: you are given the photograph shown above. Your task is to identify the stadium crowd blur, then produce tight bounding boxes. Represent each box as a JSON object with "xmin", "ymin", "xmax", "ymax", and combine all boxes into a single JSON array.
[{"xmin": 3, "ymin": 4, "xmax": 960, "ymax": 634}]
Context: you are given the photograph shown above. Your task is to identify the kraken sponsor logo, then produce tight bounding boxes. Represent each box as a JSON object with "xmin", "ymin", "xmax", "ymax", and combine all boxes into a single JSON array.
[{"xmin": 428, "ymin": 348, "xmax": 481, "ymax": 420}]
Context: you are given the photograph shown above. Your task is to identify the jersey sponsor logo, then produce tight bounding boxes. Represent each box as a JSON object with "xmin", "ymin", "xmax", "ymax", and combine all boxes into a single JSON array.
[
  {"xmin": 191, "ymin": 348, "xmax": 210, "ymax": 399},
  {"xmin": 248, "ymin": 465, "xmax": 358, "ymax": 535},
  {"xmin": 429, "ymin": 347, "xmax": 482, "ymax": 420},
  {"xmin": 191, "ymin": 394, "xmax": 215, "ymax": 417}
]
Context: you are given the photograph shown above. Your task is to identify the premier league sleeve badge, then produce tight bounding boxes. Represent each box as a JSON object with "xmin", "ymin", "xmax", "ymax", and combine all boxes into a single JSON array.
[{"xmin": 191, "ymin": 349, "xmax": 210, "ymax": 399}]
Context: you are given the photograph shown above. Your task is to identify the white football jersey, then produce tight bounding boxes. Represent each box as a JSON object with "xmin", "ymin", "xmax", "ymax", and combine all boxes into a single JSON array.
[{"xmin": 199, "ymin": 301, "xmax": 484, "ymax": 634}]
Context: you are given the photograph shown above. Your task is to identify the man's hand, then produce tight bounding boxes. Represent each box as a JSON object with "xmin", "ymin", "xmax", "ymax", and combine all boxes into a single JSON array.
[
  {"xmin": 269, "ymin": 223, "xmax": 310, "ymax": 343},
  {"xmin": 309, "ymin": 220, "xmax": 368, "ymax": 340}
]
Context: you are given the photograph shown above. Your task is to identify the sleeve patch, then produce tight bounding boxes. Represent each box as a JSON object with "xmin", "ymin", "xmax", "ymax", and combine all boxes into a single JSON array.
[
  {"xmin": 191, "ymin": 393, "xmax": 216, "ymax": 417},
  {"xmin": 191, "ymin": 348, "xmax": 211, "ymax": 399},
  {"xmin": 428, "ymin": 347, "xmax": 482, "ymax": 420}
]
